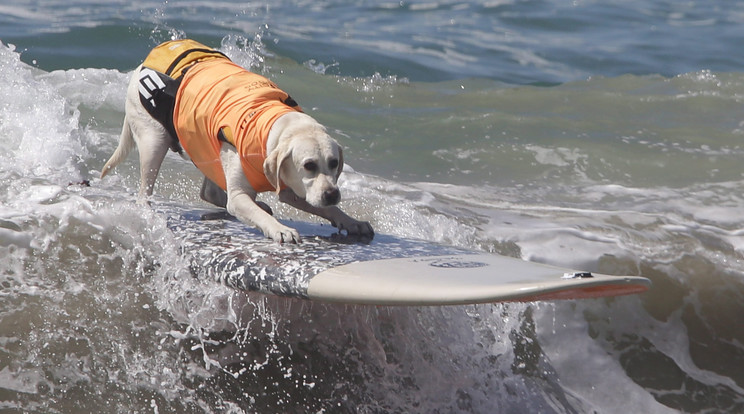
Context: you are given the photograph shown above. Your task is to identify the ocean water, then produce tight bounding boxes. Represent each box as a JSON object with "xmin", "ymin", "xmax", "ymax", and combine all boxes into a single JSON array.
[{"xmin": 1, "ymin": 1, "xmax": 744, "ymax": 413}]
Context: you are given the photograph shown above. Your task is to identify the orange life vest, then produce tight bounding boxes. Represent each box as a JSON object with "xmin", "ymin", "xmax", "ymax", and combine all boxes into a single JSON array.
[
  {"xmin": 138, "ymin": 40, "xmax": 229, "ymax": 146},
  {"xmin": 142, "ymin": 39, "xmax": 227, "ymax": 79},
  {"xmin": 173, "ymin": 58, "xmax": 301, "ymax": 192}
]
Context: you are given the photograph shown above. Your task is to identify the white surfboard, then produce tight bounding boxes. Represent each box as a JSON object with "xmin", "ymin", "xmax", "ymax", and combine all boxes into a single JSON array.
[
  {"xmin": 308, "ymin": 254, "xmax": 649, "ymax": 305},
  {"xmin": 162, "ymin": 204, "xmax": 651, "ymax": 306}
]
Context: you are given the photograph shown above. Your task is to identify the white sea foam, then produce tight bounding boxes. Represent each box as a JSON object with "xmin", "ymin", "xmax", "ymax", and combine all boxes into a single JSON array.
[
  {"xmin": 0, "ymin": 43, "xmax": 85, "ymax": 180},
  {"xmin": 535, "ymin": 301, "xmax": 680, "ymax": 414}
]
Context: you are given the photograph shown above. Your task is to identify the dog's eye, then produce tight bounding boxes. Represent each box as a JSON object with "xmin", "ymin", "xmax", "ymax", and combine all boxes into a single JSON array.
[
  {"xmin": 304, "ymin": 161, "xmax": 318, "ymax": 172},
  {"xmin": 329, "ymin": 159, "xmax": 339, "ymax": 170}
]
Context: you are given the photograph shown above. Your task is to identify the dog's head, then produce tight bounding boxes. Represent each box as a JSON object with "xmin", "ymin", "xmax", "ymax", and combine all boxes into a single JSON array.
[{"xmin": 264, "ymin": 124, "xmax": 344, "ymax": 208}]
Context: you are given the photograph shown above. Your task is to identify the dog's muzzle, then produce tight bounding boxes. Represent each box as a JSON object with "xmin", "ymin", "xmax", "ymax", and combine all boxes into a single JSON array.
[{"xmin": 323, "ymin": 188, "xmax": 341, "ymax": 205}]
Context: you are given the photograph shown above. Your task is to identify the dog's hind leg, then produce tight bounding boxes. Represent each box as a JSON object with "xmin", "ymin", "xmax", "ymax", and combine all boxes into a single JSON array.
[
  {"xmin": 100, "ymin": 114, "xmax": 169, "ymax": 200},
  {"xmin": 128, "ymin": 118, "xmax": 172, "ymax": 199},
  {"xmin": 136, "ymin": 134, "xmax": 170, "ymax": 199}
]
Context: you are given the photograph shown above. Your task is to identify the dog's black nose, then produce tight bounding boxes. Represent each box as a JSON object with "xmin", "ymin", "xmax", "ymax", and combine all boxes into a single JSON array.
[{"xmin": 323, "ymin": 188, "xmax": 340, "ymax": 205}]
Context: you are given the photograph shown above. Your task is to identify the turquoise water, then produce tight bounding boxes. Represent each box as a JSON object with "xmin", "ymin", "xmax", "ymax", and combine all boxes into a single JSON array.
[{"xmin": 1, "ymin": 1, "xmax": 743, "ymax": 413}]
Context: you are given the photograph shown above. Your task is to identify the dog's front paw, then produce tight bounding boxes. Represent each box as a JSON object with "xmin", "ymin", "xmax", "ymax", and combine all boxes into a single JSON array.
[
  {"xmin": 264, "ymin": 223, "xmax": 301, "ymax": 244},
  {"xmin": 335, "ymin": 218, "xmax": 375, "ymax": 238}
]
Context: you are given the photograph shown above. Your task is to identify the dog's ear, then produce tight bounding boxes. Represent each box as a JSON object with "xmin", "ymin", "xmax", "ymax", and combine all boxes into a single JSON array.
[
  {"xmin": 335, "ymin": 145, "xmax": 344, "ymax": 181},
  {"xmin": 264, "ymin": 145, "xmax": 292, "ymax": 193}
]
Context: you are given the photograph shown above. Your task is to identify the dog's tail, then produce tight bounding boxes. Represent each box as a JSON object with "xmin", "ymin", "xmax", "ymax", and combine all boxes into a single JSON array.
[{"xmin": 100, "ymin": 115, "xmax": 135, "ymax": 178}]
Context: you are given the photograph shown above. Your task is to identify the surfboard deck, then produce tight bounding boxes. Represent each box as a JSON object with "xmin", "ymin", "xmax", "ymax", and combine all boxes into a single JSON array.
[{"xmin": 161, "ymin": 203, "xmax": 651, "ymax": 306}]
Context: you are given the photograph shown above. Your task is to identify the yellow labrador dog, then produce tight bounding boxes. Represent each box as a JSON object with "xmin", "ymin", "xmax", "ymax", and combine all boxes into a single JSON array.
[{"xmin": 101, "ymin": 39, "xmax": 373, "ymax": 243}]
